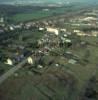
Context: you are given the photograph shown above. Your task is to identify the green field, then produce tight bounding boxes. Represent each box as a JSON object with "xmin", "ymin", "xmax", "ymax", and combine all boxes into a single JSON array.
[
  {"xmin": 12, "ymin": 11, "xmax": 53, "ymax": 22},
  {"xmin": 11, "ymin": 7, "xmax": 74, "ymax": 23}
]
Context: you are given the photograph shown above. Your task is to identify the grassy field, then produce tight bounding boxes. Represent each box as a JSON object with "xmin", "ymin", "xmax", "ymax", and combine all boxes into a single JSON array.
[
  {"xmin": 12, "ymin": 11, "xmax": 53, "ymax": 22},
  {"xmin": 11, "ymin": 7, "xmax": 74, "ymax": 23}
]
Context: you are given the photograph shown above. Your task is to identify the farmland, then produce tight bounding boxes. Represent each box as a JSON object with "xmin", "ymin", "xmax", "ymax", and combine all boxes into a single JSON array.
[{"xmin": 0, "ymin": 35, "xmax": 98, "ymax": 100}]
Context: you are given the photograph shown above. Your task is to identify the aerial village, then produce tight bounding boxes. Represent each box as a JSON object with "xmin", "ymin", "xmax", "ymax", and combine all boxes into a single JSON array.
[
  {"xmin": 0, "ymin": 4, "xmax": 98, "ymax": 100},
  {"xmin": 0, "ymin": 9, "xmax": 98, "ymax": 70}
]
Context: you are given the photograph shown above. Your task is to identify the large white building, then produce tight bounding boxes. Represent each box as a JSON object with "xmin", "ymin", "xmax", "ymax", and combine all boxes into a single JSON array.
[{"xmin": 46, "ymin": 27, "xmax": 59, "ymax": 36}]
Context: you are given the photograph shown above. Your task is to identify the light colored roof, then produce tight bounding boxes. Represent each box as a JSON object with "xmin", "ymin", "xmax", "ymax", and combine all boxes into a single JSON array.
[{"xmin": 68, "ymin": 59, "xmax": 77, "ymax": 64}]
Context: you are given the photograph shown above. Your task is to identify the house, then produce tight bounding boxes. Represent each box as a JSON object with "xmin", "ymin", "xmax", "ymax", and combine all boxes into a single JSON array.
[
  {"xmin": 83, "ymin": 17, "xmax": 97, "ymax": 21},
  {"xmin": 27, "ymin": 57, "xmax": 33, "ymax": 64},
  {"xmin": 61, "ymin": 37, "xmax": 71, "ymax": 43},
  {"xmin": 37, "ymin": 65, "xmax": 43, "ymax": 69},
  {"xmin": 60, "ymin": 28, "xmax": 67, "ymax": 32},
  {"xmin": 9, "ymin": 26, "xmax": 14, "ymax": 31},
  {"xmin": 63, "ymin": 34, "xmax": 68, "ymax": 37},
  {"xmin": 68, "ymin": 59, "xmax": 77, "ymax": 64},
  {"xmin": 76, "ymin": 32, "xmax": 87, "ymax": 36},
  {"xmin": 39, "ymin": 27, "xmax": 45, "ymax": 31},
  {"xmin": 13, "ymin": 24, "xmax": 22, "ymax": 29},
  {"xmin": 65, "ymin": 39, "xmax": 71, "ymax": 43},
  {"xmin": 5, "ymin": 58, "xmax": 13, "ymax": 65},
  {"xmin": 46, "ymin": 27, "xmax": 59, "ymax": 36},
  {"xmin": 74, "ymin": 30, "xmax": 81, "ymax": 33}
]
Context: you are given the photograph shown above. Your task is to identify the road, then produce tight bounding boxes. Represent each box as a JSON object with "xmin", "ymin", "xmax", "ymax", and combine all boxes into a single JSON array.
[{"xmin": 0, "ymin": 58, "xmax": 27, "ymax": 85}]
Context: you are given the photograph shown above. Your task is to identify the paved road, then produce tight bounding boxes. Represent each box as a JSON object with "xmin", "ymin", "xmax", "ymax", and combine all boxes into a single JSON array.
[{"xmin": 0, "ymin": 58, "xmax": 27, "ymax": 85}]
